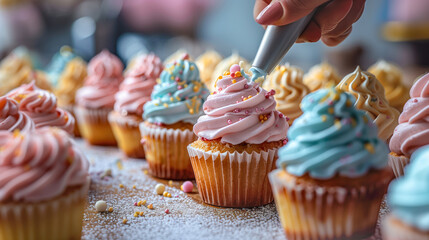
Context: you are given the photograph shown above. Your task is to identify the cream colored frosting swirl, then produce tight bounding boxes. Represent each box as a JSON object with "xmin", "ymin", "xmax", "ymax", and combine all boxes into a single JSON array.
[
  {"xmin": 54, "ymin": 58, "xmax": 87, "ymax": 107},
  {"xmin": 263, "ymin": 64, "xmax": 309, "ymax": 124},
  {"xmin": 7, "ymin": 82, "xmax": 75, "ymax": 135},
  {"xmin": 0, "ymin": 128, "xmax": 89, "ymax": 203},
  {"xmin": 368, "ymin": 60, "xmax": 409, "ymax": 110},
  {"xmin": 336, "ymin": 66, "xmax": 399, "ymax": 141},
  {"xmin": 196, "ymin": 50, "xmax": 223, "ymax": 89},
  {"xmin": 0, "ymin": 96, "xmax": 35, "ymax": 132},
  {"xmin": 303, "ymin": 62, "xmax": 341, "ymax": 92}
]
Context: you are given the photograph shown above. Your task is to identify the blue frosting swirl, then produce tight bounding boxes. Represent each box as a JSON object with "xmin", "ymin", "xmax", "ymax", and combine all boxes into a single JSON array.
[
  {"xmin": 45, "ymin": 46, "xmax": 78, "ymax": 86},
  {"xmin": 388, "ymin": 145, "xmax": 429, "ymax": 231},
  {"xmin": 143, "ymin": 57, "xmax": 209, "ymax": 124},
  {"xmin": 277, "ymin": 88, "xmax": 388, "ymax": 179}
]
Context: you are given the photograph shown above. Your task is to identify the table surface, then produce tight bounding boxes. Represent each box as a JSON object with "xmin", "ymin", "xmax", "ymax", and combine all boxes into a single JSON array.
[{"xmin": 78, "ymin": 140, "xmax": 387, "ymax": 240}]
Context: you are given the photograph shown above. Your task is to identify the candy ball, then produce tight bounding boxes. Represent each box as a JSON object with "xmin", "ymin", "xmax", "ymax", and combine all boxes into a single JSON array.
[
  {"xmin": 181, "ymin": 181, "xmax": 193, "ymax": 193},
  {"xmin": 230, "ymin": 64, "xmax": 240, "ymax": 74},
  {"xmin": 155, "ymin": 183, "xmax": 165, "ymax": 195},
  {"xmin": 95, "ymin": 200, "xmax": 107, "ymax": 212}
]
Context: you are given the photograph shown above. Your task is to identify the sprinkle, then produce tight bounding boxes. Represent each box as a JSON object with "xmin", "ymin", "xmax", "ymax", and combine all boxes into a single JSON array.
[
  {"xmin": 244, "ymin": 84, "xmax": 249, "ymax": 89},
  {"xmin": 328, "ymin": 108, "xmax": 334, "ymax": 114},
  {"xmin": 132, "ymin": 185, "xmax": 136, "ymax": 189},
  {"xmin": 175, "ymin": 77, "xmax": 180, "ymax": 82},
  {"xmin": 231, "ymin": 72, "xmax": 235, "ymax": 78},
  {"xmin": 321, "ymin": 115, "xmax": 327, "ymax": 122},
  {"xmin": 232, "ymin": 79, "xmax": 236, "ymax": 84},
  {"xmin": 143, "ymin": 170, "xmax": 148, "ymax": 175},
  {"xmin": 223, "ymin": 71, "xmax": 230, "ymax": 76},
  {"xmin": 218, "ymin": 75, "xmax": 222, "ymax": 80},
  {"xmin": 163, "ymin": 191, "xmax": 172, "ymax": 198},
  {"xmin": 181, "ymin": 181, "xmax": 193, "ymax": 193},
  {"xmin": 365, "ymin": 143, "xmax": 375, "ymax": 154},
  {"xmin": 233, "ymin": 109, "xmax": 240, "ymax": 113},
  {"xmin": 279, "ymin": 113, "xmax": 284, "ymax": 118},
  {"xmin": 170, "ymin": 97, "xmax": 174, "ymax": 102},
  {"xmin": 147, "ymin": 204, "xmax": 154, "ymax": 210},
  {"xmin": 227, "ymin": 119, "xmax": 232, "ymax": 125},
  {"xmin": 119, "ymin": 184, "xmax": 124, "ymax": 188},
  {"xmin": 413, "ymin": 99, "xmax": 418, "ymax": 103},
  {"xmin": 95, "ymin": 200, "xmax": 107, "ymax": 212},
  {"xmin": 134, "ymin": 212, "xmax": 139, "ymax": 217},
  {"xmin": 122, "ymin": 219, "xmax": 128, "ymax": 224},
  {"xmin": 346, "ymin": 100, "xmax": 352, "ymax": 107},
  {"xmin": 285, "ymin": 116, "xmax": 290, "ymax": 122},
  {"xmin": 141, "ymin": 200, "xmax": 147, "ymax": 205},
  {"xmin": 178, "ymin": 86, "xmax": 183, "ymax": 90},
  {"xmin": 140, "ymin": 212, "xmax": 144, "ymax": 216},
  {"xmin": 189, "ymin": 109, "xmax": 194, "ymax": 114},
  {"xmin": 108, "ymin": 207, "xmax": 113, "ymax": 212},
  {"xmin": 134, "ymin": 202, "xmax": 138, "ymax": 206},
  {"xmin": 155, "ymin": 184, "xmax": 165, "ymax": 195},
  {"xmin": 165, "ymin": 209, "xmax": 170, "ymax": 214},
  {"xmin": 116, "ymin": 160, "xmax": 123, "ymax": 170},
  {"xmin": 334, "ymin": 120, "xmax": 341, "ymax": 129},
  {"xmin": 190, "ymin": 66, "xmax": 195, "ymax": 71},
  {"xmin": 283, "ymin": 139, "xmax": 288, "ymax": 145},
  {"xmin": 163, "ymin": 103, "xmax": 169, "ymax": 108},
  {"xmin": 235, "ymin": 71, "xmax": 242, "ymax": 77},
  {"xmin": 168, "ymin": 180, "xmax": 173, "ymax": 186}
]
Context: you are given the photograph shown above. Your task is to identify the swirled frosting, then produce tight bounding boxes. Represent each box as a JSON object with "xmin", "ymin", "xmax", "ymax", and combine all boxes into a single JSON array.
[
  {"xmin": 336, "ymin": 66, "xmax": 399, "ymax": 141},
  {"xmin": 6, "ymin": 82, "xmax": 75, "ymax": 134},
  {"xmin": 368, "ymin": 60, "xmax": 409, "ymax": 110},
  {"xmin": 0, "ymin": 96, "xmax": 35, "ymax": 132},
  {"xmin": 389, "ymin": 73, "xmax": 429, "ymax": 157},
  {"xmin": 388, "ymin": 145, "xmax": 429, "ymax": 231},
  {"xmin": 143, "ymin": 54, "xmax": 209, "ymax": 124},
  {"xmin": 0, "ymin": 53, "xmax": 52, "ymax": 96},
  {"xmin": 0, "ymin": 128, "xmax": 89, "ymax": 203},
  {"xmin": 75, "ymin": 50, "xmax": 124, "ymax": 109},
  {"xmin": 45, "ymin": 46, "xmax": 79, "ymax": 87},
  {"xmin": 303, "ymin": 62, "xmax": 341, "ymax": 92},
  {"xmin": 210, "ymin": 53, "xmax": 251, "ymax": 92},
  {"xmin": 54, "ymin": 58, "xmax": 87, "ymax": 107},
  {"xmin": 263, "ymin": 64, "xmax": 309, "ymax": 124},
  {"xmin": 277, "ymin": 88, "xmax": 388, "ymax": 179},
  {"xmin": 193, "ymin": 64, "xmax": 288, "ymax": 144},
  {"xmin": 196, "ymin": 50, "xmax": 223, "ymax": 90},
  {"xmin": 115, "ymin": 54, "xmax": 163, "ymax": 116}
]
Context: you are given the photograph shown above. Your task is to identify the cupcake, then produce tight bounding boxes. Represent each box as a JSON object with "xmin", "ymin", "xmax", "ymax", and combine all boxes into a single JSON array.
[
  {"xmin": 0, "ymin": 128, "xmax": 90, "ymax": 240},
  {"xmin": 303, "ymin": 62, "xmax": 341, "ymax": 92},
  {"xmin": 164, "ymin": 49, "xmax": 189, "ymax": 65},
  {"xmin": 6, "ymin": 82, "xmax": 75, "ymax": 134},
  {"xmin": 189, "ymin": 64, "xmax": 288, "ymax": 207},
  {"xmin": 0, "ymin": 96, "xmax": 35, "ymax": 132},
  {"xmin": 389, "ymin": 73, "xmax": 429, "ymax": 177},
  {"xmin": 45, "ymin": 46, "xmax": 83, "ymax": 87},
  {"xmin": 383, "ymin": 145, "xmax": 429, "ymax": 240},
  {"xmin": 140, "ymin": 54, "xmax": 209, "ymax": 179},
  {"xmin": 368, "ymin": 60, "xmax": 409, "ymax": 111},
  {"xmin": 196, "ymin": 50, "xmax": 223, "ymax": 89},
  {"xmin": 54, "ymin": 57, "xmax": 87, "ymax": 137},
  {"xmin": 109, "ymin": 54, "xmax": 163, "ymax": 158},
  {"xmin": 263, "ymin": 64, "xmax": 309, "ymax": 124},
  {"xmin": 0, "ymin": 52, "xmax": 51, "ymax": 96},
  {"xmin": 269, "ymin": 88, "xmax": 393, "ymax": 240},
  {"xmin": 210, "ymin": 52, "xmax": 251, "ymax": 92},
  {"xmin": 75, "ymin": 50, "xmax": 124, "ymax": 145},
  {"xmin": 336, "ymin": 66, "xmax": 400, "ymax": 141}
]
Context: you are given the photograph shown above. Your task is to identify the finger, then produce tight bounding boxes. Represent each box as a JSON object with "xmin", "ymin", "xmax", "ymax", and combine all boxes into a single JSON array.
[
  {"xmin": 313, "ymin": 0, "xmax": 353, "ymax": 34},
  {"xmin": 254, "ymin": 0, "xmax": 272, "ymax": 20},
  {"xmin": 323, "ymin": 0, "xmax": 365, "ymax": 39},
  {"xmin": 297, "ymin": 20, "xmax": 321, "ymax": 43},
  {"xmin": 322, "ymin": 26, "xmax": 353, "ymax": 46}
]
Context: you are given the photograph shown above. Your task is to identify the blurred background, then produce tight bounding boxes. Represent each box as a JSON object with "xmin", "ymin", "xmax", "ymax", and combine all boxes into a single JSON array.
[{"xmin": 1, "ymin": 0, "xmax": 429, "ymax": 83}]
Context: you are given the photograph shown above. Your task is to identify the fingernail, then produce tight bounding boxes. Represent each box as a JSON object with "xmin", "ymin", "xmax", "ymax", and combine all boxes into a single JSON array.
[{"xmin": 256, "ymin": 1, "xmax": 284, "ymax": 25}]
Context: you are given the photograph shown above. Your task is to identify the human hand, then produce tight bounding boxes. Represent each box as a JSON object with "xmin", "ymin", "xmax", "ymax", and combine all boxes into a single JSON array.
[{"xmin": 254, "ymin": 0, "xmax": 366, "ymax": 46}]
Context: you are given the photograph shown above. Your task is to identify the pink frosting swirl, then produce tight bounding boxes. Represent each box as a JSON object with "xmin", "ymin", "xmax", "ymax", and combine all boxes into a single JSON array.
[
  {"xmin": 76, "ymin": 50, "xmax": 124, "ymax": 109},
  {"xmin": 115, "ymin": 54, "xmax": 162, "ymax": 115},
  {"xmin": 0, "ymin": 96, "xmax": 35, "ymax": 132},
  {"xmin": 6, "ymin": 82, "xmax": 75, "ymax": 135},
  {"xmin": 390, "ymin": 73, "xmax": 429, "ymax": 157},
  {"xmin": 194, "ymin": 64, "xmax": 288, "ymax": 145},
  {"xmin": 0, "ymin": 128, "xmax": 89, "ymax": 203}
]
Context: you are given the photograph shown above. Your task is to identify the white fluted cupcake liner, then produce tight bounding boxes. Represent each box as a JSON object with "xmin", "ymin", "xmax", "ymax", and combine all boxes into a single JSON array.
[
  {"xmin": 0, "ymin": 179, "xmax": 89, "ymax": 240},
  {"xmin": 187, "ymin": 145, "xmax": 278, "ymax": 208},
  {"xmin": 388, "ymin": 153, "xmax": 410, "ymax": 178},
  {"xmin": 140, "ymin": 123, "xmax": 196, "ymax": 179}
]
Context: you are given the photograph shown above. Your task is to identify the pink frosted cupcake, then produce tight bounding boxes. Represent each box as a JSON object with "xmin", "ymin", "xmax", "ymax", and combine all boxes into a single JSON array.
[
  {"xmin": 6, "ymin": 82, "xmax": 74, "ymax": 134},
  {"xmin": 0, "ymin": 96, "xmax": 35, "ymax": 132},
  {"xmin": 389, "ymin": 73, "xmax": 429, "ymax": 177},
  {"xmin": 189, "ymin": 64, "xmax": 288, "ymax": 207},
  {"xmin": 0, "ymin": 128, "xmax": 90, "ymax": 240},
  {"xmin": 75, "ymin": 50, "xmax": 124, "ymax": 145},
  {"xmin": 109, "ymin": 54, "xmax": 162, "ymax": 158}
]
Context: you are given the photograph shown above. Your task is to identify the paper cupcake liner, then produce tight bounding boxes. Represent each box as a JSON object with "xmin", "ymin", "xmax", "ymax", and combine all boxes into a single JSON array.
[
  {"xmin": 140, "ymin": 123, "xmax": 197, "ymax": 179},
  {"xmin": 109, "ymin": 112, "xmax": 144, "ymax": 158},
  {"xmin": 187, "ymin": 145, "xmax": 278, "ymax": 208},
  {"xmin": 388, "ymin": 154, "xmax": 410, "ymax": 178},
  {"xmin": 269, "ymin": 169, "xmax": 390, "ymax": 240},
  {"xmin": 0, "ymin": 179, "xmax": 89, "ymax": 240},
  {"xmin": 382, "ymin": 214, "xmax": 429, "ymax": 240},
  {"xmin": 74, "ymin": 105, "xmax": 116, "ymax": 146}
]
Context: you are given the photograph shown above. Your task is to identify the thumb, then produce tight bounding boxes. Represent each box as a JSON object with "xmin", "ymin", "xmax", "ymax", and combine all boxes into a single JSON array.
[{"xmin": 256, "ymin": 0, "xmax": 329, "ymax": 26}]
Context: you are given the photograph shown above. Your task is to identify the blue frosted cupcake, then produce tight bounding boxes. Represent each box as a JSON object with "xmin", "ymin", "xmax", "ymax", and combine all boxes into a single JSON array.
[
  {"xmin": 269, "ymin": 88, "xmax": 394, "ymax": 240},
  {"xmin": 140, "ymin": 54, "xmax": 209, "ymax": 179},
  {"xmin": 383, "ymin": 145, "xmax": 429, "ymax": 240}
]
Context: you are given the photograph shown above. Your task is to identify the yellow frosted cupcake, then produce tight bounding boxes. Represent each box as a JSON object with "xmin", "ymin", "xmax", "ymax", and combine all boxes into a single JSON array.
[
  {"xmin": 336, "ymin": 66, "xmax": 400, "ymax": 142},
  {"xmin": 0, "ymin": 52, "xmax": 51, "ymax": 96},
  {"xmin": 0, "ymin": 128, "xmax": 90, "ymax": 240},
  {"xmin": 164, "ymin": 49, "xmax": 189, "ymax": 65},
  {"xmin": 210, "ymin": 52, "xmax": 251, "ymax": 92},
  {"xmin": 196, "ymin": 50, "xmax": 223, "ymax": 89},
  {"xmin": 368, "ymin": 60, "xmax": 409, "ymax": 111},
  {"xmin": 303, "ymin": 62, "xmax": 341, "ymax": 92},
  {"xmin": 263, "ymin": 64, "xmax": 309, "ymax": 124}
]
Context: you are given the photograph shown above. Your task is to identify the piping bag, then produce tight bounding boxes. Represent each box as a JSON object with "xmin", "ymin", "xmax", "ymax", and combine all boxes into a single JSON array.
[{"xmin": 250, "ymin": 9, "xmax": 317, "ymax": 82}]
